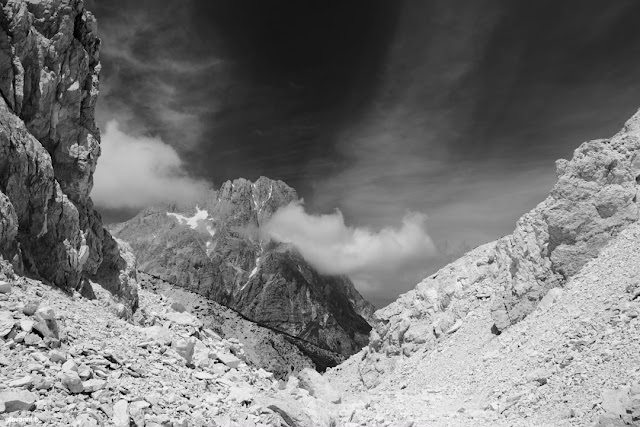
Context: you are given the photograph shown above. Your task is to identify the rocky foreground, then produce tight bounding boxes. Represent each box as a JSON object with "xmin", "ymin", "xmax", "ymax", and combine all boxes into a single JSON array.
[{"xmin": 0, "ymin": 267, "xmax": 348, "ymax": 426}]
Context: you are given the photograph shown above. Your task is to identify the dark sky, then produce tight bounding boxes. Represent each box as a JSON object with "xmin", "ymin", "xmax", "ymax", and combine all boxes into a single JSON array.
[{"xmin": 87, "ymin": 0, "xmax": 640, "ymax": 307}]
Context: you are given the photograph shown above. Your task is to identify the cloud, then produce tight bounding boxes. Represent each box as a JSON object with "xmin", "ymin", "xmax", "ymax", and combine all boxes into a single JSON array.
[
  {"xmin": 91, "ymin": 121, "xmax": 210, "ymax": 209},
  {"xmin": 262, "ymin": 202, "xmax": 437, "ymax": 287}
]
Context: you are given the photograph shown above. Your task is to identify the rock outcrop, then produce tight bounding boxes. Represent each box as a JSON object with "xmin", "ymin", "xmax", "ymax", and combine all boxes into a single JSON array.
[
  {"xmin": 356, "ymin": 109, "xmax": 640, "ymax": 387},
  {"xmin": 111, "ymin": 176, "xmax": 375, "ymax": 369},
  {"xmin": 0, "ymin": 0, "xmax": 137, "ymax": 310}
]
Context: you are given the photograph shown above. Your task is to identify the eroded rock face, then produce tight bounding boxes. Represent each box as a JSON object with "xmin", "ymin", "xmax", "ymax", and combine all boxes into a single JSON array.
[
  {"xmin": 0, "ymin": 0, "xmax": 137, "ymax": 309},
  {"xmin": 357, "ymin": 109, "xmax": 640, "ymax": 388},
  {"xmin": 112, "ymin": 177, "xmax": 374, "ymax": 369}
]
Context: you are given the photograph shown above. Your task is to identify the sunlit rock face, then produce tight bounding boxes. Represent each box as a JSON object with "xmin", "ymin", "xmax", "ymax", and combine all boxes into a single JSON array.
[
  {"xmin": 112, "ymin": 176, "xmax": 375, "ymax": 369},
  {"xmin": 356, "ymin": 110, "xmax": 640, "ymax": 388},
  {"xmin": 0, "ymin": 0, "xmax": 137, "ymax": 311}
]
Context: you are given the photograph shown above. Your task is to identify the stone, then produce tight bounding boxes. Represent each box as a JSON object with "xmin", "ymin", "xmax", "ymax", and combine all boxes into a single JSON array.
[
  {"xmin": 82, "ymin": 379, "xmax": 106, "ymax": 393},
  {"xmin": 74, "ymin": 412, "xmax": 101, "ymax": 427},
  {"xmin": 22, "ymin": 300, "xmax": 39, "ymax": 316},
  {"xmin": 20, "ymin": 319, "xmax": 34, "ymax": 332},
  {"xmin": 8, "ymin": 375, "xmax": 33, "ymax": 388},
  {"xmin": 35, "ymin": 306, "xmax": 56, "ymax": 321},
  {"xmin": 0, "ymin": 280, "xmax": 10, "ymax": 293},
  {"xmin": 537, "ymin": 288, "xmax": 564, "ymax": 312},
  {"xmin": 0, "ymin": 311, "xmax": 15, "ymax": 337},
  {"xmin": 172, "ymin": 338, "xmax": 196, "ymax": 365},
  {"xmin": 49, "ymin": 349, "xmax": 67, "ymax": 363},
  {"xmin": 62, "ymin": 360, "xmax": 78, "ymax": 372},
  {"xmin": 0, "ymin": 390, "xmax": 37, "ymax": 412},
  {"xmin": 114, "ymin": 303, "xmax": 127, "ymax": 319},
  {"xmin": 170, "ymin": 301, "xmax": 186, "ymax": 312},
  {"xmin": 77, "ymin": 363, "xmax": 92, "ymax": 380},
  {"xmin": 165, "ymin": 311, "xmax": 203, "ymax": 328},
  {"xmin": 32, "ymin": 376, "xmax": 53, "ymax": 390},
  {"xmin": 217, "ymin": 352, "xmax": 242, "ymax": 369},
  {"xmin": 298, "ymin": 368, "xmax": 341, "ymax": 403},
  {"xmin": 144, "ymin": 325, "xmax": 172, "ymax": 346},
  {"xmin": 602, "ymin": 388, "xmax": 630, "ymax": 416},
  {"xmin": 24, "ymin": 333, "xmax": 42, "ymax": 346},
  {"xmin": 261, "ymin": 394, "xmax": 334, "ymax": 427},
  {"xmin": 130, "ymin": 400, "xmax": 150, "ymax": 427},
  {"xmin": 113, "ymin": 399, "xmax": 130, "ymax": 427},
  {"xmin": 194, "ymin": 371, "xmax": 216, "ymax": 380},
  {"xmin": 228, "ymin": 385, "xmax": 254, "ymax": 404},
  {"xmin": 59, "ymin": 371, "xmax": 84, "ymax": 394}
]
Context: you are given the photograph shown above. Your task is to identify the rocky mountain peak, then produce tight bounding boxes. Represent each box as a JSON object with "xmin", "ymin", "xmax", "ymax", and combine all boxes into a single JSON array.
[
  {"xmin": 213, "ymin": 176, "xmax": 298, "ymax": 228},
  {"xmin": 112, "ymin": 175, "xmax": 375, "ymax": 372}
]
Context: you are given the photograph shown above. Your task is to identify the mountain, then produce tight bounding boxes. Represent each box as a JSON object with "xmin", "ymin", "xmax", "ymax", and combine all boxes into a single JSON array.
[
  {"xmin": 0, "ymin": 0, "xmax": 137, "ymax": 312},
  {"xmin": 110, "ymin": 176, "xmax": 375, "ymax": 369},
  {"xmin": 330, "ymin": 108, "xmax": 640, "ymax": 393}
]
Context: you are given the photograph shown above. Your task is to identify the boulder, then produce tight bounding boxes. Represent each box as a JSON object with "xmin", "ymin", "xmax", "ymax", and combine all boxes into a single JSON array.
[
  {"xmin": 0, "ymin": 390, "xmax": 37, "ymax": 412},
  {"xmin": 144, "ymin": 325, "xmax": 173, "ymax": 346},
  {"xmin": 113, "ymin": 399, "xmax": 129, "ymax": 427},
  {"xmin": 82, "ymin": 379, "xmax": 106, "ymax": 393},
  {"xmin": 261, "ymin": 393, "xmax": 335, "ymax": 427},
  {"xmin": 59, "ymin": 371, "xmax": 84, "ymax": 394},
  {"xmin": 171, "ymin": 338, "xmax": 196, "ymax": 365},
  {"xmin": 298, "ymin": 368, "xmax": 341, "ymax": 403},
  {"xmin": 0, "ymin": 280, "xmax": 10, "ymax": 293},
  {"xmin": 217, "ymin": 351, "xmax": 242, "ymax": 369}
]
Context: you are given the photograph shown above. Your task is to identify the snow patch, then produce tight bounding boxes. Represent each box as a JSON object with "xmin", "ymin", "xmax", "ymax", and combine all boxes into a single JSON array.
[
  {"xmin": 249, "ymin": 257, "xmax": 261, "ymax": 279},
  {"xmin": 167, "ymin": 206, "xmax": 210, "ymax": 230}
]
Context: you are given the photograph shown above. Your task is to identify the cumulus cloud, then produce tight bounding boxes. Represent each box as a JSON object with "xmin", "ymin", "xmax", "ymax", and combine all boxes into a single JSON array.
[
  {"xmin": 262, "ymin": 202, "xmax": 437, "ymax": 284},
  {"xmin": 91, "ymin": 121, "xmax": 210, "ymax": 209}
]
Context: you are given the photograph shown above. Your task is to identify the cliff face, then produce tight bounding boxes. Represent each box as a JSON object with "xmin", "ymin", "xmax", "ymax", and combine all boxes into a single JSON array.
[
  {"xmin": 0, "ymin": 0, "xmax": 137, "ymax": 311},
  {"xmin": 111, "ymin": 176, "xmax": 375, "ymax": 368},
  {"xmin": 357, "ymin": 110, "xmax": 640, "ymax": 388}
]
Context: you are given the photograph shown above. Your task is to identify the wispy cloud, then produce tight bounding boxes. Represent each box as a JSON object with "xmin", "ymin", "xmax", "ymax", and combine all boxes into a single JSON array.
[
  {"xmin": 91, "ymin": 121, "xmax": 210, "ymax": 209},
  {"xmin": 262, "ymin": 202, "xmax": 437, "ymax": 289}
]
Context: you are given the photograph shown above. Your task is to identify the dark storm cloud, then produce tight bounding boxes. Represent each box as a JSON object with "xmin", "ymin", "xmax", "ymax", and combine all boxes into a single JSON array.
[{"xmin": 88, "ymin": 0, "xmax": 640, "ymax": 306}]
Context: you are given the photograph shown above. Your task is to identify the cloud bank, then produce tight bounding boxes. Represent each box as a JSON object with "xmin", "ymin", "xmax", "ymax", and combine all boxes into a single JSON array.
[
  {"xmin": 91, "ymin": 121, "xmax": 210, "ymax": 209},
  {"xmin": 262, "ymin": 202, "xmax": 437, "ymax": 287}
]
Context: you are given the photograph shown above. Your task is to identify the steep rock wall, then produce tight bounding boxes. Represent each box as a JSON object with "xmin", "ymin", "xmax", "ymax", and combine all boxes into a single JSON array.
[{"xmin": 0, "ymin": 0, "xmax": 137, "ymax": 311}]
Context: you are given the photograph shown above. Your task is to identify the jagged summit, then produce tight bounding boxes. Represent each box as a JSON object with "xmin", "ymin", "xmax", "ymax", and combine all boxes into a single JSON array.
[{"xmin": 112, "ymin": 175, "xmax": 375, "ymax": 371}]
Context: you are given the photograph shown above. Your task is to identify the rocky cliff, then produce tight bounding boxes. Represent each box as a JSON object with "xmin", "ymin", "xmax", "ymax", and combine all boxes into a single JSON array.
[
  {"xmin": 356, "ymin": 109, "xmax": 640, "ymax": 388},
  {"xmin": 0, "ymin": 0, "xmax": 137, "ymax": 312},
  {"xmin": 111, "ymin": 176, "xmax": 375, "ymax": 369}
]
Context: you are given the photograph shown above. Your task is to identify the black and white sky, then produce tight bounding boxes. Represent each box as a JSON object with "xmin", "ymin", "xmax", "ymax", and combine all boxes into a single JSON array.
[{"xmin": 87, "ymin": 0, "xmax": 640, "ymax": 307}]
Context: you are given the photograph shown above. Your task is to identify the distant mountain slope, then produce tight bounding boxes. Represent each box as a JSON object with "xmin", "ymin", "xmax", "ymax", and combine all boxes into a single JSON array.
[{"xmin": 111, "ymin": 177, "xmax": 375, "ymax": 369}]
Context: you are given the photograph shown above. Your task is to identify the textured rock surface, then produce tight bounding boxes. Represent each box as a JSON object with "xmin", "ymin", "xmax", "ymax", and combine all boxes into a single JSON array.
[
  {"xmin": 0, "ymin": 0, "xmax": 137, "ymax": 309},
  {"xmin": 112, "ymin": 176, "xmax": 374, "ymax": 369},
  {"xmin": 326, "ymin": 222, "xmax": 640, "ymax": 427},
  {"xmin": 0, "ymin": 273, "xmax": 340, "ymax": 426},
  {"xmin": 354, "ymin": 109, "xmax": 640, "ymax": 387}
]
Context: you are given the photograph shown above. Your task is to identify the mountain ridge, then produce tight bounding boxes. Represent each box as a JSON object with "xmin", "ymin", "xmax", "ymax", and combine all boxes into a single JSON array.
[{"xmin": 111, "ymin": 175, "xmax": 376, "ymax": 371}]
